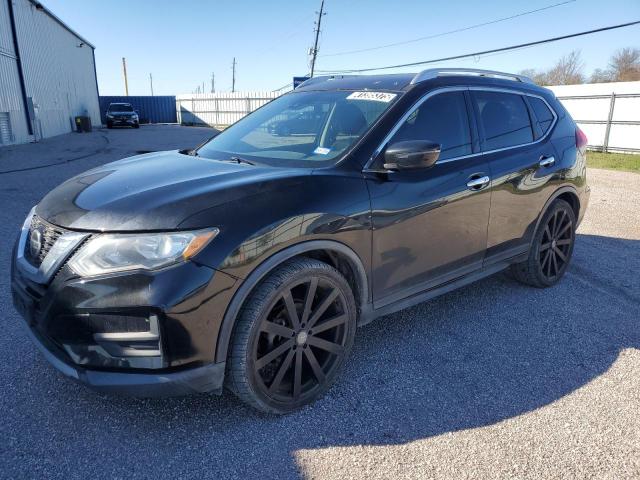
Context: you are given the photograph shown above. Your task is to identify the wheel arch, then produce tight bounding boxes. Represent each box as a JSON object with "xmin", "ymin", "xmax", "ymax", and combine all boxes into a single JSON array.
[
  {"xmin": 214, "ymin": 240, "xmax": 370, "ymax": 363},
  {"xmin": 531, "ymin": 186, "xmax": 580, "ymax": 242}
]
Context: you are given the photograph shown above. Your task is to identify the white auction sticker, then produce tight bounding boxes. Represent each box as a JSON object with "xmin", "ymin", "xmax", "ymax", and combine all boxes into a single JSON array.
[
  {"xmin": 346, "ymin": 91, "xmax": 397, "ymax": 103},
  {"xmin": 313, "ymin": 147, "xmax": 331, "ymax": 155}
]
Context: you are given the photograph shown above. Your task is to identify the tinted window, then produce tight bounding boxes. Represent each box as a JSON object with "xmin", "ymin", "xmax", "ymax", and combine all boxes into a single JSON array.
[
  {"xmin": 390, "ymin": 91, "xmax": 472, "ymax": 160},
  {"xmin": 529, "ymin": 96, "xmax": 555, "ymax": 134},
  {"xmin": 473, "ymin": 91, "xmax": 533, "ymax": 150},
  {"xmin": 197, "ymin": 90, "xmax": 394, "ymax": 166}
]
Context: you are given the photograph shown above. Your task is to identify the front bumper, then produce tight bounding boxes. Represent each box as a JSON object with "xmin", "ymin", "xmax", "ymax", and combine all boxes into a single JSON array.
[
  {"xmin": 11, "ymin": 235, "xmax": 237, "ymax": 397},
  {"xmin": 24, "ymin": 323, "xmax": 225, "ymax": 396},
  {"xmin": 107, "ymin": 117, "xmax": 138, "ymax": 125}
]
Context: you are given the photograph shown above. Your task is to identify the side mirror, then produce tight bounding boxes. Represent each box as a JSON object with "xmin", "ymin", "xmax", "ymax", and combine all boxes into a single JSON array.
[{"xmin": 383, "ymin": 140, "xmax": 441, "ymax": 171}]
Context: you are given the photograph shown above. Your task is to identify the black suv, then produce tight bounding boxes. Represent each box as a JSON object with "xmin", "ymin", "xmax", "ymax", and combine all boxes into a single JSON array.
[
  {"xmin": 105, "ymin": 102, "xmax": 140, "ymax": 128},
  {"xmin": 12, "ymin": 69, "xmax": 590, "ymax": 413}
]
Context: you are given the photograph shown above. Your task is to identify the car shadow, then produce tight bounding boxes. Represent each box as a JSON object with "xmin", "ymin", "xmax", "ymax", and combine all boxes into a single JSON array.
[{"xmin": 7, "ymin": 234, "xmax": 640, "ymax": 478}]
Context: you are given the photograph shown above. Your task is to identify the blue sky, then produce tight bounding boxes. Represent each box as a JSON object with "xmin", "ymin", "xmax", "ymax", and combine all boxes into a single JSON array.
[{"xmin": 44, "ymin": 0, "xmax": 640, "ymax": 95}]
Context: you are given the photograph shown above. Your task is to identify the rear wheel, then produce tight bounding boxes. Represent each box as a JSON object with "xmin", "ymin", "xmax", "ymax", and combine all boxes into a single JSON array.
[
  {"xmin": 227, "ymin": 257, "xmax": 357, "ymax": 414},
  {"xmin": 510, "ymin": 199, "xmax": 576, "ymax": 288}
]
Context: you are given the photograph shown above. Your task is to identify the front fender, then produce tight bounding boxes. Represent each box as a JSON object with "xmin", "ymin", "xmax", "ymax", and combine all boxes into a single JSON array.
[
  {"xmin": 213, "ymin": 239, "xmax": 371, "ymax": 363},
  {"xmin": 181, "ymin": 172, "xmax": 373, "ymax": 363}
]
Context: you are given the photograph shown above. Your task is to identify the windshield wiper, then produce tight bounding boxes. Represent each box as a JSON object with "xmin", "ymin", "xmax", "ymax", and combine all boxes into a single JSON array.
[
  {"xmin": 179, "ymin": 148, "xmax": 198, "ymax": 156},
  {"xmin": 228, "ymin": 156, "xmax": 255, "ymax": 166}
]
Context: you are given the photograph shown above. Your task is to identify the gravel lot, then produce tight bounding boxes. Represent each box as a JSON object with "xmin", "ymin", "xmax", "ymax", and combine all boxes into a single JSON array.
[{"xmin": 1, "ymin": 126, "xmax": 638, "ymax": 479}]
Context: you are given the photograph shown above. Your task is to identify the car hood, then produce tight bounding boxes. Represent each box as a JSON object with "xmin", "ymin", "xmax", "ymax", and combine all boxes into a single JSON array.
[
  {"xmin": 108, "ymin": 111, "xmax": 135, "ymax": 115},
  {"xmin": 36, "ymin": 150, "xmax": 307, "ymax": 231}
]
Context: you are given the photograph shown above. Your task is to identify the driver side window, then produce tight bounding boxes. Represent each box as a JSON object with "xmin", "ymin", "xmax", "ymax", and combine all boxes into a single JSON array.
[{"xmin": 391, "ymin": 91, "xmax": 472, "ymax": 161}]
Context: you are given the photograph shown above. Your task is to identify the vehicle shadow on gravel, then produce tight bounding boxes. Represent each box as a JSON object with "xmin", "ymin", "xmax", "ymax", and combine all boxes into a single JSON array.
[{"xmin": 7, "ymin": 234, "xmax": 640, "ymax": 477}]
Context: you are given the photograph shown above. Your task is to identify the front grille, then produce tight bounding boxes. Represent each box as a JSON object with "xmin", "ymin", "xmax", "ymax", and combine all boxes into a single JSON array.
[{"xmin": 25, "ymin": 215, "xmax": 66, "ymax": 267}]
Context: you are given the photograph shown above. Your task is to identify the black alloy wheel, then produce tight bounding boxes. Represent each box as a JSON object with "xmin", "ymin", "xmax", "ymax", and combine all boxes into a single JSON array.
[
  {"xmin": 538, "ymin": 207, "xmax": 573, "ymax": 282},
  {"xmin": 227, "ymin": 258, "xmax": 356, "ymax": 413},
  {"xmin": 510, "ymin": 199, "xmax": 576, "ymax": 288}
]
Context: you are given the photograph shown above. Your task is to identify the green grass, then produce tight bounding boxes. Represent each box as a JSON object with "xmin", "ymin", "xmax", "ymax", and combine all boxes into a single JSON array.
[{"xmin": 587, "ymin": 151, "xmax": 640, "ymax": 173}]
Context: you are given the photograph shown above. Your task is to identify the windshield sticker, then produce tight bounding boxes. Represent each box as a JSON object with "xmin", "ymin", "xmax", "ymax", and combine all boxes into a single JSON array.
[
  {"xmin": 347, "ymin": 91, "xmax": 397, "ymax": 103},
  {"xmin": 313, "ymin": 147, "xmax": 331, "ymax": 155}
]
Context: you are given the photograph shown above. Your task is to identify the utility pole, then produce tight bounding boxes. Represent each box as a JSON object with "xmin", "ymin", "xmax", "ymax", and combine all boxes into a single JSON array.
[
  {"xmin": 211, "ymin": 72, "xmax": 215, "ymax": 93},
  {"xmin": 309, "ymin": 0, "xmax": 325, "ymax": 77},
  {"xmin": 231, "ymin": 57, "xmax": 236, "ymax": 92},
  {"xmin": 122, "ymin": 57, "xmax": 129, "ymax": 96},
  {"xmin": 149, "ymin": 73, "xmax": 154, "ymax": 96}
]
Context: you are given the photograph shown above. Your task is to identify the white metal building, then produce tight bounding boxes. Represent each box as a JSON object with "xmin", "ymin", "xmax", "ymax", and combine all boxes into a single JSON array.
[{"xmin": 0, "ymin": 0, "xmax": 100, "ymax": 146}]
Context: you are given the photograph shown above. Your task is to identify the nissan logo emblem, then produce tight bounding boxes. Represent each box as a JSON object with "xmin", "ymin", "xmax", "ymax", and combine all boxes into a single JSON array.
[{"xmin": 29, "ymin": 228, "xmax": 43, "ymax": 258}]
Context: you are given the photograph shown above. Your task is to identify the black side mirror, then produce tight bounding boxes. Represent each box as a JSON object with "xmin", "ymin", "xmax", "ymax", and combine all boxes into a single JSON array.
[{"xmin": 383, "ymin": 140, "xmax": 441, "ymax": 171}]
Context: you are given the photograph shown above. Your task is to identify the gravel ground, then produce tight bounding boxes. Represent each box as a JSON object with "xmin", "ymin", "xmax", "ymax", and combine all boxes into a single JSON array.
[{"xmin": 0, "ymin": 128, "xmax": 638, "ymax": 479}]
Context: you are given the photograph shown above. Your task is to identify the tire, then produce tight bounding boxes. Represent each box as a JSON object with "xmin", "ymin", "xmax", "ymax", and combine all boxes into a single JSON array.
[
  {"xmin": 227, "ymin": 257, "xmax": 357, "ymax": 414},
  {"xmin": 107, "ymin": 122, "xmax": 113, "ymax": 129},
  {"xmin": 510, "ymin": 199, "xmax": 576, "ymax": 288},
  {"xmin": 133, "ymin": 123, "xmax": 140, "ymax": 129}
]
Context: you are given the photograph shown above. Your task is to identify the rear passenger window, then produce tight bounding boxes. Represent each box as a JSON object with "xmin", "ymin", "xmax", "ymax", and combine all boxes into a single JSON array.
[
  {"xmin": 390, "ymin": 91, "xmax": 472, "ymax": 160},
  {"xmin": 528, "ymin": 96, "xmax": 555, "ymax": 134},
  {"xmin": 473, "ymin": 91, "xmax": 533, "ymax": 150}
]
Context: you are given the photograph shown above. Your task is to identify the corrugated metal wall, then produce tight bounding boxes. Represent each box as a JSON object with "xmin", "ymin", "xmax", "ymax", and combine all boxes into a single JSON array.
[
  {"xmin": 99, "ymin": 96, "xmax": 177, "ymax": 124},
  {"xmin": 176, "ymin": 91, "xmax": 281, "ymax": 128},
  {"xmin": 0, "ymin": 0, "xmax": 30, "ymax": 145},
  {"xmin": 0, "ymin": 0, "xmax": 100, "ymax": 146}
]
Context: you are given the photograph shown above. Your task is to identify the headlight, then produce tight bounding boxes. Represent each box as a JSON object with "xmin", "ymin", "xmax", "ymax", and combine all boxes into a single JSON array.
[
  {"xmin": 132, "ymin": 114, "xmax": 138, "ymax": 120},
  {"xmin": 68, "ymin": 229, "xmax": 218, "ymax": 277},
  {"xmin": 106, "ymin": 114, "xmax": 114, "ymax": 119}
]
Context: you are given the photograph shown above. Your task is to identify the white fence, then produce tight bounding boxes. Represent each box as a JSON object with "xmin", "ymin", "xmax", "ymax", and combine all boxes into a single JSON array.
[
  {"xmin": 548, "ymin": 81, "xmax": 640, "ymax": 154},
  {"xmin": 176, "ymin": 82, "xmax": 640, "ymax": 153},
  {"xmin": 176, "ymin": 91, "xmax": 282, "ymax": 129}
]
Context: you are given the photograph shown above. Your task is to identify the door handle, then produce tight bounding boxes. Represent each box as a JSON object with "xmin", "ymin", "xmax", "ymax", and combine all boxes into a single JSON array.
[
  {"xmin": 539, "ymin": 156, "xmax": 555, "ymax": 167},
  {"xmin": 466, "ymin": 175, "xmax": 490, "ymax": 190}
]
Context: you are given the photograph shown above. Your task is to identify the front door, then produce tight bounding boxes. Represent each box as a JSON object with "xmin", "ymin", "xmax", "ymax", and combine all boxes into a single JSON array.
[{"xmin": 367, "ymin": 89, "xmax": 491, "ymax": 307}]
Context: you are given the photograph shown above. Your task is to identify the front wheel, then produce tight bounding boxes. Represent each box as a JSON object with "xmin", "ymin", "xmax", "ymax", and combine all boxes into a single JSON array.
[
  {"xmin": 227, "ymin": 257, "xmax": 357, "ymax": 414},
  {"xmin": 510, "ymin": 199, "xmax": 576, "ymax": 288}
]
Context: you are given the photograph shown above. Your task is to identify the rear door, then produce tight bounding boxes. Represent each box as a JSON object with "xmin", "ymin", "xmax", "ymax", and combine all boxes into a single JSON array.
[
  {"xmin": 368, "ymin": 89, "xmax": 491, "ymax": 307},
  {"xmin": 470, "ymin": 89, "xmax": 560, "ymax": 264}
]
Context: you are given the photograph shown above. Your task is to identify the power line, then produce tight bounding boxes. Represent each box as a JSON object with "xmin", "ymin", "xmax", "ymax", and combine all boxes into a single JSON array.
[
  {"xmin": 272, "ymin": 81, "xmax": 294, "ymax": 92},
  {"xmin": 316, "ymin": 20, "xmax": 640, "ymax": 74},
  {"xmin": 254, "ymin": 13, "xmax": 317, "ymax": 58},
  {"xmin": 319, "ymin": 0, "xmax": 576, "ymax": 58}
]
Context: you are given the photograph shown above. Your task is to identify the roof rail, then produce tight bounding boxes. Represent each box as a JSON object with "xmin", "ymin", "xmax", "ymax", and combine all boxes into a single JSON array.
[
  {"xmin": 411, "ymin": 68, "xmax": 534, "ymax": 85},
  {"xmin": 297, "ymin": 75, "xmax": 360, "ymax": 88}
]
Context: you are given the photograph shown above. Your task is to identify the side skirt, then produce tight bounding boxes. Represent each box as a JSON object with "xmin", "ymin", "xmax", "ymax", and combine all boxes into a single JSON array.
[{"xmin": 358, "ymin": 253, "xmax": 527, "ymax": 327}]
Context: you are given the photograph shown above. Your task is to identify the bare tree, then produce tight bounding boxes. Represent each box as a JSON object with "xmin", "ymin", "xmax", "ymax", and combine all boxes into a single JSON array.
[
  {"xmin": 545, "ymin": 50, "xmax": 585, "ymax": 85},
  {"xmin": 608, "ymin": 47, "xmax": 640, "ymax": 81},
  {"xmin": 590, "ymin": 68, "xmax": 613, "ymax": 83},
  {"xmin": 518, "ymin": 68, "xmax": 549, "ymax": 85}
]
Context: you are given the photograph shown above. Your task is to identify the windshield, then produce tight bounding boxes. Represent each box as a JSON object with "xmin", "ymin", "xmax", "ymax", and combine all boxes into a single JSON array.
[
  {"xmin": 109, "ymin": 104, "xmax": 133, "ymax": 112},
  {"xmin": 197, "ymin": 90, "xmax": 397, "ymax": 166}
]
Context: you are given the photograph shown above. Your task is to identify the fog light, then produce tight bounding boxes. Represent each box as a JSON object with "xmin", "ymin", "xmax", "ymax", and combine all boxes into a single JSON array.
[{"xmin": 93, "ymin": 314, "xmax": 161, "ymax": 357}]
